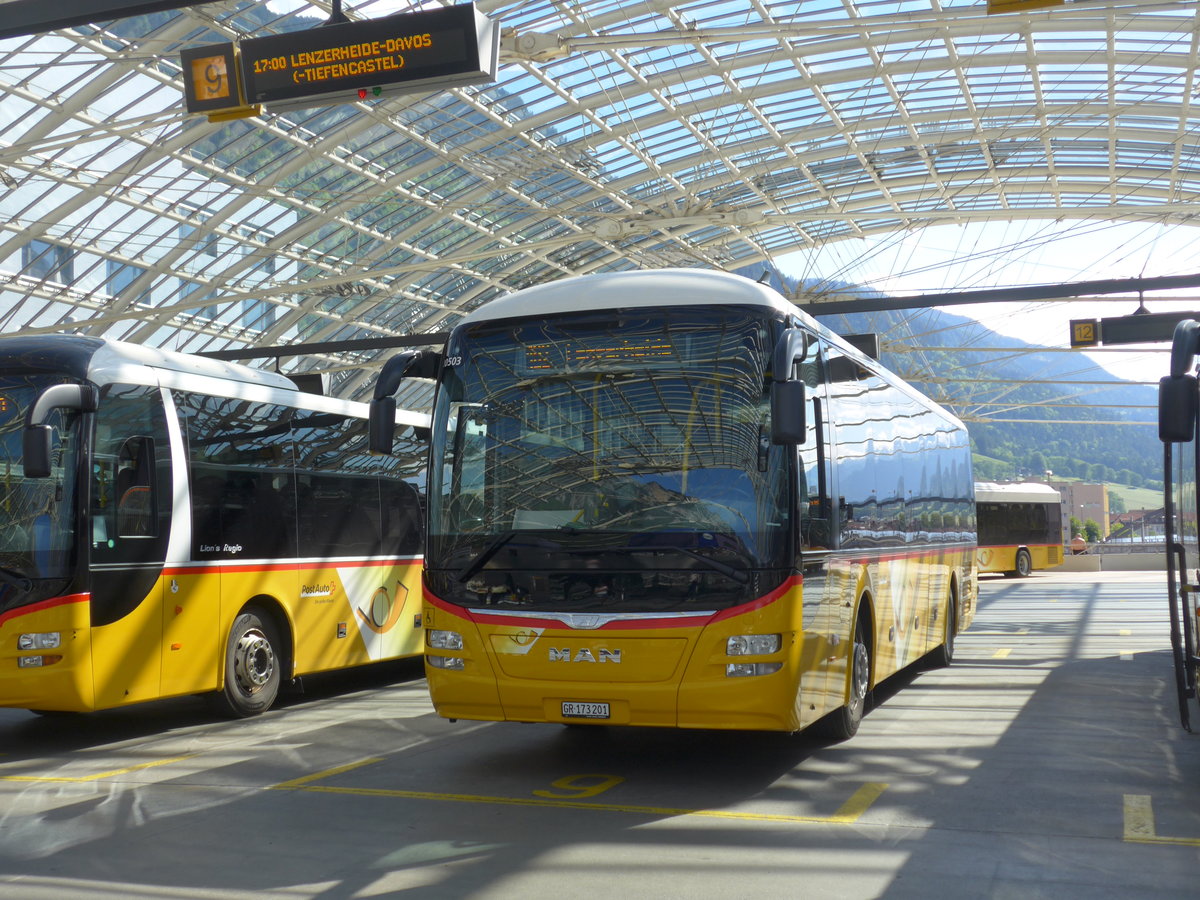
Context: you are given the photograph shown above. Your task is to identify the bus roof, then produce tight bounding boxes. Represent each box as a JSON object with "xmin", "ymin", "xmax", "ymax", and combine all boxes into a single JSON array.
[
  {"xmin": 462, "ymin": 268, "xmax": 796, "ymax": 325},
  {"xmin": 0, "ymin": 334, "xmax": 299, "ymax": 391},
  {"xmin": 974, "ymin": 482, "xmax": 1062, "ymax": 504},
  {"xmin": 457, "ymin": 267, "xmax": 967, "ymax": 433}
]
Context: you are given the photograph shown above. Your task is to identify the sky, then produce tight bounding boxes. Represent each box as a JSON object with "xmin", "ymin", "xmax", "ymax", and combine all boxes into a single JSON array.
[{"xmin": 775, "ymin": 218, "xmax": 1200, "ymax": 386}]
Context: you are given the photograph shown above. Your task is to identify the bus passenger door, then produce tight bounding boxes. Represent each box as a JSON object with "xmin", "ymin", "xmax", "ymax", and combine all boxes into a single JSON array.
[
  {"xmin": 795, "ymin": 339, "xmax": 841, "ymax": 726},
  {"xmin": 89, "ymin": 384, "xmax": 172, "ymax": 708}
]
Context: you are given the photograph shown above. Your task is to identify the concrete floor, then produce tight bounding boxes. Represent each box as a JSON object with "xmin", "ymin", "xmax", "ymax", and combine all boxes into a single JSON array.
[{"xmin": 0, "ymin": 570, "xmax": 1196, "ymax": 899}]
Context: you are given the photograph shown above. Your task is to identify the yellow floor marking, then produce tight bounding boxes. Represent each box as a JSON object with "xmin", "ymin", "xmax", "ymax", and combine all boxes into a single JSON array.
[
  {"xmin": 1124, "ymin": 794, "xmax": 1200, "ymax": 846},
  {"xmin": 271, "ymin": 761, "xmax": 887, "ymax": 826},
  {"xmin": 1, "ymin": 754, "xmax": 197, "ymax": 783},
  {"xmin": 1120, "ymin": 650, "xmax": 1134, "ymax": 661},
  {"xmin": 272, "ymin": 756, "xmax": 384, "ymax": 789},
  {"xmin": 967, "ymin": 629, "xmax": 1029, "ymax": 636},
  {"xmin": 1120, "ymin": 629, "xmax": 1132, "ymax": 636},
  {"xmin": 992, "ymin": 648, "xmax": 1012, "ymax": 659}
]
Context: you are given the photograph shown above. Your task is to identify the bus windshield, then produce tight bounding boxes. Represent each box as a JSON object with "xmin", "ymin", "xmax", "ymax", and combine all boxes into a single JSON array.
[
  {"xmin": 0, "ymin": 375, "xmax": 82, "ymax": 596},
  {"xmin": 427, "ymin": 306, "xmax": 790, "ymax": 612}
]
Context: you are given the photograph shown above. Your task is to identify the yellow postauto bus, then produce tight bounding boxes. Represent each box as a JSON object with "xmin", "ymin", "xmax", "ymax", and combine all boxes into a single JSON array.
[
  {"xmin": 1, "ymin": 335, "xmax": 427, "ymax": 716},
  {"xmin": 371, "ymin": 269, "xmax": 977, "ymax": 739},
  {"xmin": 974, "ymin": 482, "xmax": 1063, "ymax": 577}
]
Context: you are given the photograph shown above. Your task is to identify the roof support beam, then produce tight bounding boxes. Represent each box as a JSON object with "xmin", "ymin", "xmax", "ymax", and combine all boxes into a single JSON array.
[{"xmin": 0, "ymin": 1, "xmax": 227, "ymax": 40}]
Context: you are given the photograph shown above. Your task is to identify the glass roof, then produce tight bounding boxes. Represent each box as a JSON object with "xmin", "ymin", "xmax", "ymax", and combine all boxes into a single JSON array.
[{"xmin": 1, "ymin": 0, "xmax": 1195, "ymax": 400}]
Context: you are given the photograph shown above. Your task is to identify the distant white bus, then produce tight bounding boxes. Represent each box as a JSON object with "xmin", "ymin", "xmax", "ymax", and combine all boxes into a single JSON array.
[{"xmin": 974, "ymin": 482, "xmax": 1063, "ymax": 576}]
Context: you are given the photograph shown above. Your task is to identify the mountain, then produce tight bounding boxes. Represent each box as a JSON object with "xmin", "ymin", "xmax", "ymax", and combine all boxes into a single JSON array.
[{"xmin": 740, "ymin": 265, "xmax": 1163, "ymax": 491}]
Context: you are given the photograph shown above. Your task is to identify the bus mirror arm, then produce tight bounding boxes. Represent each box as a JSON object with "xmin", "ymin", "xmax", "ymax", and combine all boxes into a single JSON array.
[
  {"xmin": 1161, "ymin": 320, "xmax": 1200, "ymax": 444},
  {"xmin": 770, "ymin": 329, "xmax": 809, "ymax": 444},
  {"xmin": 368, "ymin": 349, "xmax": 444, "ymax": 455},
  {"xmin": 22, "ymin": 384, "xmax": 99, "ymax": 478},
  {"xmin": 1169, "ymin": 319, "xmax": 1200, "ymax": 378}
]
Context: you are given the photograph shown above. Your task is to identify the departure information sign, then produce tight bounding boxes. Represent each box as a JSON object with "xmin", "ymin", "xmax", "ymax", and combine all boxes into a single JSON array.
[
  {"xmin": 1069, "ymin": 311, "xmax": 1200, "ymax": 347},
  {"xmin": 239, "ymin": 3, "xmax": 497, "ymax": 110},
  {"xmin": 180, "ymin": 3, "xmax": 496, "ymax": 117}
]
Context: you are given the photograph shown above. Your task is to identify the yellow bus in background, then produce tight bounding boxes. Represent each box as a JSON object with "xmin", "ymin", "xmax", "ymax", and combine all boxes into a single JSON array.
[
  {"xmin": 371, "ymin": 269, "xmax": 977, "ymax": 740},
  {"xmin": 1, "ymin": 336, "xmax": 427, "ymax": 717},
  {"xmin": 974, "ymin": 482, "xmax": 1063, "ymax": 577}
]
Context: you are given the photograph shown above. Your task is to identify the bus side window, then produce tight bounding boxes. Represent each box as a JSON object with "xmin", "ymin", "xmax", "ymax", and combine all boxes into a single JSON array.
[
  {"xmin": 798, "ymin": 343, "xmax": 831, "ymax": 550},
  {"xmin": 115, "ymin": 435, "xmax": 156, "ymax": 537},
  {"xmin": 91, "ymin": 384, "xmax": 171, "ymax": 565}
]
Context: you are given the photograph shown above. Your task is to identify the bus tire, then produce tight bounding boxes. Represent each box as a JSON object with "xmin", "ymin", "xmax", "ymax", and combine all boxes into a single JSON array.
[
  {"xmin": 929, "ymin": 582, "xmax": 957, "ymax": 669},
  {"xmin": 1008, "ymin": 549, "xmax": 1032, "ymax": 578},
  {"xmin": 214, "ymin": 609, "xmax": 283, "ymax": 718},
  {"xmin": 814, "ymin": 606, "xmax": 872, "ymax": 741}
]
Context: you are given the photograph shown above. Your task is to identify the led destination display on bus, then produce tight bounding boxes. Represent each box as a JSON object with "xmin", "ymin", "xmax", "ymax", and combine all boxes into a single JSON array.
[{"xmin": 239, "ymin": 3, "xmax": 497, "ymax": 110}]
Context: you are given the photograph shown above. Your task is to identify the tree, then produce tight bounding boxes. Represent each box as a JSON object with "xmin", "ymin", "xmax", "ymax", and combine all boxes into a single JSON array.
[
  {"xmin": 1109, "ymin": 493, "xmax": 1127, "ymax": 515},
  {"xmin": 1028, "ymin": 450, "xmax": 1048, "ymax": 477},
  {"xmin": 1070, "ymin": 515, "xmax": 1084, "ymax": 538},
  {"xmin": 1083, "ymin": 518, "xmax": 1102, "ymax": 543}
]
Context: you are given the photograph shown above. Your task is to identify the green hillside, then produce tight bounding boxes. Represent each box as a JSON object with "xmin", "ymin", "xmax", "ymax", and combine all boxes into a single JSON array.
[{"xmin": 750, "ymin": 267, "xmax": 1165, "ymax": 495}]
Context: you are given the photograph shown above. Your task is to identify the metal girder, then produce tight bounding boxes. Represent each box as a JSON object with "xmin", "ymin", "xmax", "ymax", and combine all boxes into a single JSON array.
[{"xmin": 0, "ymin": 1, "xmax": 228, "ymax": 40}]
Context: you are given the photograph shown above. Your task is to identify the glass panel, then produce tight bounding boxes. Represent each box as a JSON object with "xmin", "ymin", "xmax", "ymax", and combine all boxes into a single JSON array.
[
  {"xmin": 426, "ymin": 305, "xmax": 789, "ymax": 612},
  {"xmin": 175, "ymin": 393, "xmax": 297, "ymax": 561},
  {"xmin": 0, "ymin": 376, "xmax": 82, "ymax": 586}
]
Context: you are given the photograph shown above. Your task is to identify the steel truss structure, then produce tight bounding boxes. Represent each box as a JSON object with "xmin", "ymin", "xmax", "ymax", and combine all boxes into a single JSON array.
[{"xmin": 0, "ymin": 0, "xmax": 1196, "ymax": 401}]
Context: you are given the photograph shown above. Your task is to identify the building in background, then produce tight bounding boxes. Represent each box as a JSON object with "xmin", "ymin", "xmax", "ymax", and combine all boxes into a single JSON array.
[{"xmin": 1046, "ymin": 481, "xmax": 1110, "ymax": 540}]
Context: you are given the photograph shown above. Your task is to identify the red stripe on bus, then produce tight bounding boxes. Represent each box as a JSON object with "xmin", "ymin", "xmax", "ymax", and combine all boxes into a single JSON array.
[
  {"xmin": 426, "ymin": 573, "xmax": 805, "ymax": 631},
  {"xmin": 0, "ymin": 593, "xmax": 89, "ymax": 629},
  {"xmin": 163, "ymin": 556, "xmax": 421, "ymax": 577}
]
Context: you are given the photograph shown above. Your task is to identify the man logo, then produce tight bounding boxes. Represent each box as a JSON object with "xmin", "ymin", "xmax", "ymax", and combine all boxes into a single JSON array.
[{"xmin": 549, "ymin": 648, "xmax": 621, "ymax": 663}]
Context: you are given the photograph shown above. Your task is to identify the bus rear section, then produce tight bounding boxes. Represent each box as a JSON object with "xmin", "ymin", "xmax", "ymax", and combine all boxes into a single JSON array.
[{"xmin": 974, "ymin": 482, "xmax": 1064, "ymax": 576}]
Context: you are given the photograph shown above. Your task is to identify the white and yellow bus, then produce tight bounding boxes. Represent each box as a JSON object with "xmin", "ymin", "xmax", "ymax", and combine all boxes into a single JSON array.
[
  {"xmin": 1, "ymin": 335, "xmax": 427, "ymax": 716},
  {"xmin": 974, "ymin": 482, "xmax": 1063, "ymax": 577},
  {"xmin": 371, "ymin": 269, "xmax": 977, "ymax": 739}
]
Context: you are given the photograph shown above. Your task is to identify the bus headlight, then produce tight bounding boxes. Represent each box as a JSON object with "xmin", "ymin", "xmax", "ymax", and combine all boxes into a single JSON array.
[
  {"xmin": 726, "ymin": 662, "xmax": 782, "ymax": 677},
  {"xmin": 427, "ymin": 655, "xmax": 465, "ymax": 670},
  {"xmin": 427, "ymin": 629, "xmax": 463, "ymax": 650},
  {"xmin": 18, "ymin": 655, "xmax": 63, "ymax": 668},
  {"xmin": 18, "ymin": 632, "xmax": 60, "ymax": 650},
  {"xmin": 726, "ymin": 634, "xmax": 781, "ymax": 655}
]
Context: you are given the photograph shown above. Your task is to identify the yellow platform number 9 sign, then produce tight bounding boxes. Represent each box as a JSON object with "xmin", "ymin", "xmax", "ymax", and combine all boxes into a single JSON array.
[{"xmin": 191, "ymin": 54, "xmax": 231, "ymax": 103}]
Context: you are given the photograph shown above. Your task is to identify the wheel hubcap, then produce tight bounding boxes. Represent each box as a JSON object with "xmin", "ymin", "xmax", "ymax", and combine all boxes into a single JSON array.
[
  {"xmin": 850, "ymin": 641, "xmax": 869, "ymax": 710},
  {"xmin": 233, "ymin": 629, "xmax": 274, "ymax": 693}
]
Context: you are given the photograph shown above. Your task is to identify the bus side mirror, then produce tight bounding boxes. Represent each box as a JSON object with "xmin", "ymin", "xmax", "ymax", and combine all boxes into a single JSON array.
[
  {"xmin": 368, "ymin": 349, "xmax": 443, "ymax": 455},
  {"xmin": 770, "ymin": 327, "xmax": 810, "ymax": 445},
  {"xmin": 369, "ymin": 397, "xmax": 397, "ymax": 455},
  {"xmin": 771, "ymin": 380, "xmax": 806, "ymax": 444},
  {"xmin": 23, "ymin": 426, "xmax": 55, "ymax": 479},
  {"xmin": 1160, "ymin": 374, "xmax": 1198, "ymax": 443},
  {"xmin": 23, "ymin": 384, "xmax": 98, "ymax": 478}
]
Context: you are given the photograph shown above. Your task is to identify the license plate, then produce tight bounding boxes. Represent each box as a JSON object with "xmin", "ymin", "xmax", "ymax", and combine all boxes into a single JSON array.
[{"xmin": 562, "ymin": 701, "xmax": 610, "ymax": 719}]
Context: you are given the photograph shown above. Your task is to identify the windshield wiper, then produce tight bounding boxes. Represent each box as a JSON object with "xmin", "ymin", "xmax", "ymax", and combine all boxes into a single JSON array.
[
  {"xmin": 675, "ymin": 547, "xmax": 750, "ymax": 585},
  {"xmin": 0, "ymin": 565, "xmax": 33, "ymax": 592},
  {"xmin": 455, "ymin": 531, "xmax": 518, "ymax": 583},
  {"xmin": 555, "ymin": 535, "xmax": 750, "ymax": 585}
]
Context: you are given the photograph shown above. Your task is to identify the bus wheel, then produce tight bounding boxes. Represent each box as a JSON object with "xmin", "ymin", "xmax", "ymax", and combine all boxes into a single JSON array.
[
  {"xmin": 1009, "ymin": 549, "xmax": 1032, "ymax": 578},
  {"xmin": 214, "ymin": 610, "xmax": 282, "ymax": 718},
  {"xmin": 815, "ymin": 610, "xmax": 871, "ymax": 741},
  {"xmin": 929, "ymin": 584, "xmax": 957, "ymax": 669}
]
